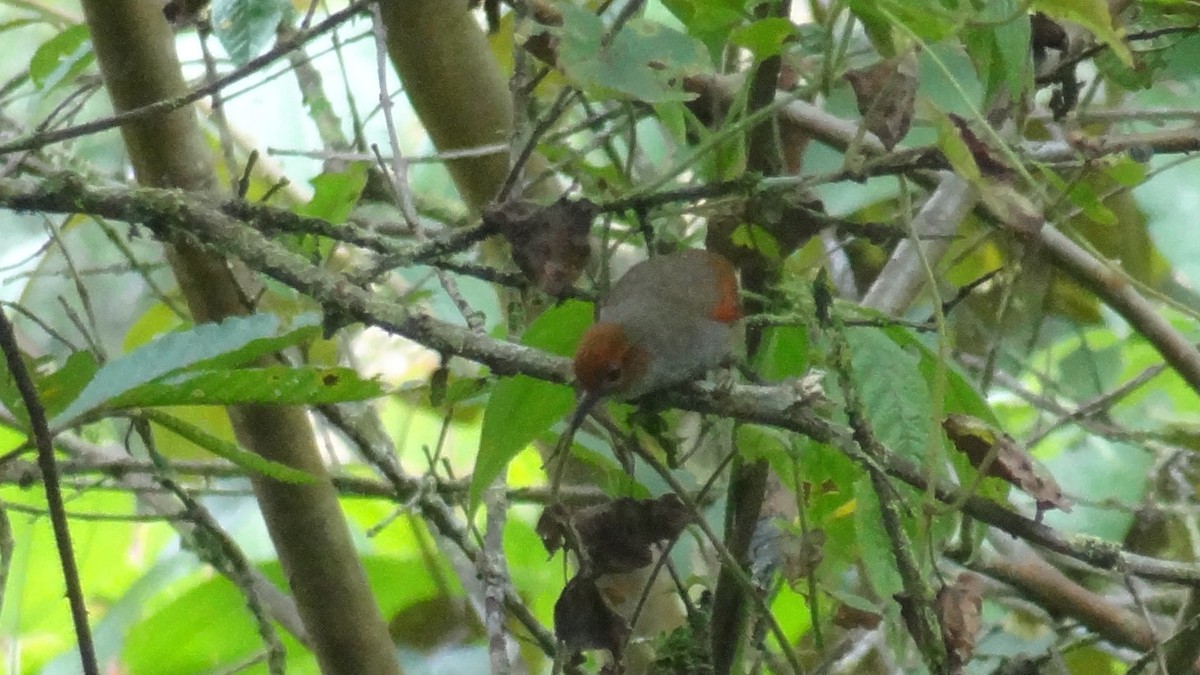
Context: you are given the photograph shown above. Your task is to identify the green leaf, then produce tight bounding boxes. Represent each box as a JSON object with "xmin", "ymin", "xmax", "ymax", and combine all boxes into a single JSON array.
[
  {"xmin": 299, "ymin": 163, "xmax": 369, "ymax": 223},
  {"xmin": 145, "ymin": 410, "xmax": 314, "ymax": 483},
  {"xmin": 1034, "ymin": 0, "xmax": 1133, "ymax": 66},
  {"xmin": 660, "ymin": 0, "xmax": 745, "ymax": 57},
  {"xmin": 570, "ymin": 444, "xmax": 651, "ymax": 498},
  {"xmin": 963, "ymin": 0, "xmax": 1031, "ymax": 100},
  {"xmin": 124, "ymin": 567, "xmax": 272, "ymax": 672},
  {"xmin": 731, "ymin": 223, "xmax": 781, "ymax": 260},
  {"xmin": 847, "ymin": 327, "xmax": 931, "ymax": 462},
  {"xmin": 730, "ymin": 17, "xmax": 796, "ymax": 61},
  {"xmin": 849, "ymin": 0, "xmax": 958, "ymax": 52},
  {"xmin": 1067, "ymin": 181, "xmax": 1117, "ymax": 225},
  {"xmin": 6, "ymin": 488, "xmax": 169, "ymax": 671},
  {"xmin": 556, "ymin": 3, "xmax": 712, "ymax": 103},
  {"xmin": 754, "ymin": 325, "xmax": 810, "ymax": 380},
  {"xmin": 53, "ymin": 313, "xmax": 319, "ymax": 427},
  {"xmin": 880, "ymin": 325, "xmax": 994, "ymax": 423},
  {"xmin": 29, "ymin": 24, "xmax": 94, "ymax": 91},
  {"xmin": 853, "ymin": 478, "xmax": 903, "ymax": 599},
  {"xmin": 470, "ymin": 300, "xmax": 593, "ymax": 508},
  {"xmin": 211, "ymin": 0, "xmax": 287, "ymax": 65},
  {"xmin": 38, "ymin": 350, "xmax": 99, "ymax": 419},
  {"xmin": 738, "ymin": 424, "xmax": 796, "ymax": 484},
  {"xmin": 106, "ymin": 366, "xmax": 381, "ymax": 409},
  {"xmin": 1095, "ymin": 47, "xmax": 1162, "ymax": 91},
  {"xmin": 1104, "ymin": 157, "xmax": 1148, "ymax": 187}
]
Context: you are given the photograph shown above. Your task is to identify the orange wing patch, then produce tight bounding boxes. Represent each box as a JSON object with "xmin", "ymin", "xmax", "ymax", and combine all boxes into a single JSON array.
[{"xmin": 705, "ymin": 254, "xmax": 743, "ymax": 323}]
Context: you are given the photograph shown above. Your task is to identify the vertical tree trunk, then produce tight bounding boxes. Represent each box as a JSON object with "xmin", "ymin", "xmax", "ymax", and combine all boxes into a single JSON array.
[{"xmin": 79, "ymin": 1, "xmax": 401, "ymax": 672}]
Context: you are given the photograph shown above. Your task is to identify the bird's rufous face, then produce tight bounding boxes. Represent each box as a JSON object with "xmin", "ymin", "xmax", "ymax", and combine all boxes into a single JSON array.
[{"xmin": 572, "ymin": 323, "xmax": 649, "ymax": 395}]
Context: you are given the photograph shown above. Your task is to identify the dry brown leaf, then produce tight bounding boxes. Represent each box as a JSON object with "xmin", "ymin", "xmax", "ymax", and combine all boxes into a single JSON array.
[
  {"xmin": 573, "ymin": 494, "xmax": 690, "ymax": 575},
  {"xmin": 832, "ymin": 601, "xmax": 882, "ymax": 630},
  {"xmin": 935, "ymin": 572, "xmax": 984, "ymax": 674},
  {"xmin": 947, "ymin": 114, "xmax": 1012, "ymax": 178},
  {"xmin": 537, "ymin": 495, "xmax": 691, "ymax": 576},
  {"xmin": 555, "ymin": 573, "xmax": 629, "ymax": 663},
  {"xmin": 844, "ymin": 54, "xmax": 918, "ymax": 151},
  {"xmin": 943, "ymin": 413, "xmax": 1073, "ymax": 521},
  {"xmin": 483, "ymin": 196, "xmax": 595, "ymax": 297},
  {"xmin": 535, "ymin": 503, "xmax": 570, "ymax": 556}
]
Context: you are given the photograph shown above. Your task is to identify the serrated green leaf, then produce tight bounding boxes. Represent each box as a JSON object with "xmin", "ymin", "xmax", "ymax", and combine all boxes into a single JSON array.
[
  {"xmin": 880, "ymin": 325, "xmax": 994, "ymax": 423},
  {"xmin": 556, "ymin": 3, "xmax": 712, "ymax": 103},
  {"xmin": 211, "ymin": 0, "xmax": 286, "ymax": 65},
  {"xmin": 53, "ymin": 313, "xmax": 320, "ymax": 427},
  {"xmin": 29, "ymin": 24, "xmax": 93, "ymax": 91},
  {"xmin": 144, "ymin": 409, "xmax": 313, "ymax": 483},
  {"xmin": 469, "ymin": 301, "xmax": 593, "ymax": 508},
  {"xmin": 847, "ymin": 327, "xmax": 930, "ymax": 462},
  {"xmin": 106, "ymin": 366, "xmax": 381, "ymax": 409},
  {"xmin": 730, "ymin": 17, "xmax": 796, "ymax": 61}
]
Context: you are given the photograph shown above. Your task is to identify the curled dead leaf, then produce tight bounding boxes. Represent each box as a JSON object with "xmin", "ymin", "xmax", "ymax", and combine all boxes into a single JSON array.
[
  {"xmin": 935, "ymin": 572, "xmax": 984, "ymax": 674},
  {"xmin": 947, "ymin": 114, "xmax": 1012, "ymax": 178},
  {"xmin": 555, "ymin": 573, "xmax": 629, "ymax": 663},
  {"xmin": 832, "ymin": 601, "xmax": 882, "ymax": 630},
  {"xmin": 574, "ymin": 494, "xmax": 691, "ymax": 575},
  {"xmin": 844, "ymin": 54, "xmax": 918, "ymax": 151},
  {"xmin": 483, "ymin": 196, "xmax": 596, "ymax": 296},
  {"xmin": 537, "ymin": 494, "xmax": 691, "ymax": 576},
  {"xmin": 942, "ymin": 413, "xmax": 1073, "ymax": 521}
]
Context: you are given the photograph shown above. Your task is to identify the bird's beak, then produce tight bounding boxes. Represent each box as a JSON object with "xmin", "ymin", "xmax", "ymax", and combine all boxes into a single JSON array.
[{"xmin": 564, "ymin": 389, "xmax": 603, "ymax": 446}]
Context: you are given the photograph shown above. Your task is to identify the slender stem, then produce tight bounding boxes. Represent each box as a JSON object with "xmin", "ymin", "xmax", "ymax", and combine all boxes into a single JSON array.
[{"xmin": 0, "ymin": 308, "xmax": 98, "ymax": 674}]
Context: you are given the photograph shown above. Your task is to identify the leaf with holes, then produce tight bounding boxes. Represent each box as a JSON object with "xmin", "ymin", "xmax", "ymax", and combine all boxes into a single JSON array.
[{"xmin": 106, "ymin": 366, "xmax": 381, "ymax": 409}]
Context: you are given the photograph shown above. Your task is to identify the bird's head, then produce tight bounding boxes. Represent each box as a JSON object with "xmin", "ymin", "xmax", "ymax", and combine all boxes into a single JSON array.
[{"xmin": 572, "ymin": 322, "xmax": 650, "ymax": 396}]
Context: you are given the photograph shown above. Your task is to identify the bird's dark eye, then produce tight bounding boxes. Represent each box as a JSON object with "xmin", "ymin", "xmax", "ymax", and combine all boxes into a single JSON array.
[{"xmin": 604, "ymin": 363, "xmax": 623, "ymax": 384}]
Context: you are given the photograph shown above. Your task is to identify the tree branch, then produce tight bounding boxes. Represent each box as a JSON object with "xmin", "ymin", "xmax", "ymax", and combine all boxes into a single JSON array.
[{"xmin": 6, "ymin": 172, "xmax": 1200, "ymax": 591}]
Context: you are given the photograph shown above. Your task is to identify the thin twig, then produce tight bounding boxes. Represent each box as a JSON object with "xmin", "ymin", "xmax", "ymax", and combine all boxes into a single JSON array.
[
  {"xmin": 0, "ymin": 0, "xmax": 375, "ymax": 156},
  {"xmin": 0, "ymin": 306, "xmax": 98, "ymax": 674}
]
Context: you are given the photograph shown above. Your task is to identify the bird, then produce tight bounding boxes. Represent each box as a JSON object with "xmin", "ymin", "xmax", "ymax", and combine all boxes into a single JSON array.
[{"xmin": 572, "ymin": 248, "xmax": 742, "ymax": 402}]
